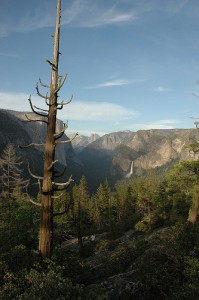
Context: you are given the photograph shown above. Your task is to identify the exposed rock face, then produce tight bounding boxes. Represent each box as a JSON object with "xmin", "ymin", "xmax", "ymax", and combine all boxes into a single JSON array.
[
  {"xmin": 1, "ymin": 109, "xmax": 75, "ymax": 166},
  {"xmin": 71, "ymin": 133, "xmax": 100, "ymax": 152},
  {"xmin": 87, "ymin": 131, "xmax": 135, "ymax": 152},
  {"xmin": 0, "ymin": 109, "xmax": 78, "ymax": 195},
  {"xmin": 2, "ymin": 108, "xmax": 199, "ymax": 191},
  {"xmin": 77, "ymin": 128, "xmax": 199, "ymax": 186},
  {"xmin": 126, "ymin": 129, "xmax": 199, "ymax": 174}
]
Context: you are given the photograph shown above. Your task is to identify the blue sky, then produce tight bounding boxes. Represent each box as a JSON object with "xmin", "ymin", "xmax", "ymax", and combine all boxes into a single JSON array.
[{"xmin": 0, "ymin": 0, "xmax": 199, "ymax": 136}]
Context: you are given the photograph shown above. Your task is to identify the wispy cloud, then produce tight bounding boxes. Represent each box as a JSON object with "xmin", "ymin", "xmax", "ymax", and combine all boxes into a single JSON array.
[
  {"xmin": 61, "ymin": 0, "xmax": 137, "ymax": 28},
  {"xmin": 64, "ymin": 101, "xmax": 139, "ymax": 121},
  {"xmin": 0, "ymin": 92, "xmax": 40, "ymax": 111},
  {"xmin": 0, "ymin": 12, "xmax": 54, "ymax": 37},
  {"xmin": 133, "ymin": 124, "xmax": 175, "ymax": 130},
  {"xmin": 0, "ymin": 0, "xmax": 193, "ymax": 37},
  {"xmin": 0, "ymin": 52, "xmax": 20, "ymax": 58},
  {"xmin": 0, "ymin": 0, "xmax": 137, "ymax": 37},
  {"xmin": 157, "ymin": 119, "xmax": 180, "ymax": 124},
  {"xmin": 126, "ymin": 119, "xmax": 180, "ymax": 130},
  {"xmin": 0, "ymin": 91, "xmax": 139, "ymax": 122},
  {"xmin": 153, "ymin": 86, "xmax": 172, "ymax": 93},
  {"xmin": 87, "ymin": 78, "xmax": 145, "ymax": 89},
  {"xmin": 165, "ymin": 0, "xmax": 191, "ymax": 14}
]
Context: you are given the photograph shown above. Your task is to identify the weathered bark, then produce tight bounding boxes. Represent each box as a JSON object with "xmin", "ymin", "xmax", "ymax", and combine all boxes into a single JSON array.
[{"xmin": 38, "ymin": 0, "xmax": 61, "ymax": 258}]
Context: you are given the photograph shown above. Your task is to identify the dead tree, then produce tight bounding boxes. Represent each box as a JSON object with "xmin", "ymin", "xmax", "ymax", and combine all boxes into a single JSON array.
[
  {"xmin": 0, "ymin": 143, "xmax": 29, "ymax": 200},
  {"xmin": 24, "ymin": 0, "xmax": 77, "ymax": 258}
]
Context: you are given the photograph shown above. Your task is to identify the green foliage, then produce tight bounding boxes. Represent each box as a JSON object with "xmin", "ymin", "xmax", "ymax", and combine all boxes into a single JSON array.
[
  {"xmin": 134, "ymin": 219, "xmax": 149, "ymax": 232},
  {"xmin": 178, "ymin": 257, "xmax": 199, "ymax": 299},
  {"xmin": 165, "ymin": 161, "xmax": 199, "ymax": 223},
  {"xmin": 186, "ymin": 141, "xmax": 199, "ymax": 155},
  {"xmin": 52, "ymin": 247, "xmax": 92, "ymax": 283},
  {"xmin": 108, "ymin": 239, "xmax": 148, "ymax": 273},
  {"xmin": 0, "ymin": 198, "xmax": 39, "ymax": 251},
  {"xmin": 94, "ymin": 239, "xmax": 119, "ymax": 255},
  {"xmin": 1, "ymin": 159, "xmax": 199, "ymax": 298},
  {"xmin": 0, "ymin": 253, "xmax": 84, "ymax": 300},
  {"xmin": 17, "ymin": 268, "xmax": 83, "ymax": 300}
]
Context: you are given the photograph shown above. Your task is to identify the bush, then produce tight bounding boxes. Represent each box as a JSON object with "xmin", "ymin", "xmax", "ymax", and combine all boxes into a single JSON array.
[
  {"xmin": 94, "ymin": 239, "xmax": 118, "ymax": 255},
  {"xmin": 0, "ymin": 248, "xmax": 85, "ymax": 300}
]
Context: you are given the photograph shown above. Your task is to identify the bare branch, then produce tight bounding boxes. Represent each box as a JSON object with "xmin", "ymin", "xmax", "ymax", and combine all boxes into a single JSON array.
[
  {"xmin": 24, "ymin": 193, "xmax": 41, "ymax": 207},
  {"xmin": 33, "ymin": 105, "xmax": 48, "ymax": 113},
  {"xmin": 52, "ymin": 175, "xmax": 73, "ymax": 191},
  {"xmin": 36, "ymin": 83, "xmax": 50, "ymax": 101},
  {"xmin": 46, "ymin": 59, "xmax": 56, "ymax": 70},
  {"xmin": 54, "ymin": 166, "xmax": 66, "ymax": 178},
  {"xmin": 192, "ymin": 93, "xmax": 199, "ymax": 99},
  {"xmin": 53, "ymin": 208, "xmax": 67, "ymax": 216},
  {"xmin": 20, "ymin": 142, "xmax": 45, "ymax": 149},
  {"xmin": 55, "ymin": 74, "xmax": 67, "ymax": 93},
  {"xmin": 28, "ymin": 96, "xmax": 48, "ymax": 118},
  {"xmin": 24, "ymin": 114, "xmax": 48, "ymax": 124},
  {"xmin": 51, "ymin": 193, "xmax": 63, "ymax": 199},
  {"xmin": 28, "ymin": 198, "xmax": 42, "ymax": 207},
  {"xmin": 56, "ymin": 132, "xmax": 78, "ymax": 145},
  {"xmin": 53, "ymin": 211, "xmax": 66, "ymax": 216},
  {"xmin": 57, "ymin": 95, "xmax": 73, "ymax": 109},
  {"xmin": 27, "ymin": 162, "xmax": 44, "ymax": 180},
  {"xmin": 195, "ymin": 122, "xmax": 199, "ymax": 129},
  {"xmin": 39, "ymin": 78, "xmax": 50, "ymax": 89},
  {"xmin": 54, "ymin": 122, "xmax": 68, "ymax": 140},
  {"xmin": 45, "ymin": 93, "xmax": 51, "ymax": 106},
  {"xmin": 47, "ymin": 160, "xmax": 59, "ymax": 171},
  {"xmin": 32, "ymin": 179, "xmax": 42, "ymax": 192}
]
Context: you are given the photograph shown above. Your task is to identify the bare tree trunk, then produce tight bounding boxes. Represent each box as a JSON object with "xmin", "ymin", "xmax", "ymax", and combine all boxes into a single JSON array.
[
  {"xmin": 38, "ymin": 0, "xmax": 61, "ymax": 258},
  {"xmin": 23, "ymin": 0, "xmax": 76, "ymax": 258}
]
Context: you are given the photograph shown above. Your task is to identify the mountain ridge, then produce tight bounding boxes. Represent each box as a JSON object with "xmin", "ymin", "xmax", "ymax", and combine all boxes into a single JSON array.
[
  {"xmin": 75, "ymin": 128, "xmax": 199, "ymax": 189},
  {"xmin": 1, "ymin": 108, "xmax": 199, "ymax": 192}
]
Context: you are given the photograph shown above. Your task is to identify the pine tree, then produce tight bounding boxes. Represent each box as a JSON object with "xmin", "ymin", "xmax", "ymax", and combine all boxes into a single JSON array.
[
  {"xmin": 0, "ymin": 144, "xmax": 29, "ymax": 200},
  {"xmin": 115, "ymin": 181, "xmax": 133, "ymax": 221},
  {"xmin": 94, "ymin": 180, "xmax": 111, "ymax": 231},
  {"xmin": 71, "ymin": 176, "xmax": 89, "ymax": 255}
]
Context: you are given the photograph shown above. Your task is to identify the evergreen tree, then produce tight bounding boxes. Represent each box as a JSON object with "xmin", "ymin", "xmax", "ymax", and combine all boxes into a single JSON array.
[
  {"xmin": 71, "ymin": 176, "xmax": 89, "ymax": 254},
  {"xmin": 115, "ymin": 181, "xmax": 133, "ymax": 221},
  {"xmin": 94, "ymin": 180, "xmax": 111, "ymax": 231},
  {"xmin": 115, "ymin": 181, "xmax": 136, "ymax": 230},
  {"xmin": 132, "ymin": 170, "xmax": 159, "ymax": 231},
  {"xmin": 165, "ymin": 161, "xmax": 197, "ymax": 223}
]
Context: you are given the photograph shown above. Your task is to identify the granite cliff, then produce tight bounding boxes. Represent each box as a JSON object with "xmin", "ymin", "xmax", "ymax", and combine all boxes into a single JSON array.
[
  {"xmin": 76, "ymin": 128, "xmax": 199, "ymax": 189},
  {"xmin": 71, "ymin": 133, "xmax": 100, "ymax": 152},
  {"xmin": 0, "ymin": 109, "xmax": 78, "ymax": 194},
  {"xmin": 1, "ymin": 108, "xmax": 199, "ymax": 192}
]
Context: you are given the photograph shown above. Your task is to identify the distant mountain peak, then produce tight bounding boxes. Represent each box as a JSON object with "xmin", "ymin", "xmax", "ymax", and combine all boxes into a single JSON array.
[{"xmin": 71, "ymin": 133, "xmax": 100, "ymax": 152}]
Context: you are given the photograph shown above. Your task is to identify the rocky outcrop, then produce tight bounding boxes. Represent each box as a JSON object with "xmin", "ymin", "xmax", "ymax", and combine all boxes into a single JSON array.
[
  {"xmin": 71, "ymin": 133, "xmax": 100, "ymax": 152},
  {"xmin": 2, "ymin": 108, "xmax": 199, "ymax": 191},
  {"xmin": 77, "ymin": 129, "xmax": 199, "ymax": 184},
  {"xmin": 126, "ymin": 129, "xmax": 199, "ymax": 174},
  {"xmin": 0, "ymin": 109, "xmax": 79, "ymax": 195},
  {"xmin": 0, "ymin": 109, "xmax": 75, "ymax": 166}
]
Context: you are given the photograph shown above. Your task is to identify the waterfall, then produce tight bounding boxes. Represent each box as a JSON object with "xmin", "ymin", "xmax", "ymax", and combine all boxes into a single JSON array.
[{"xmin": 126, "ymin": 161, "xmax": 134, "ymax": 178}]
